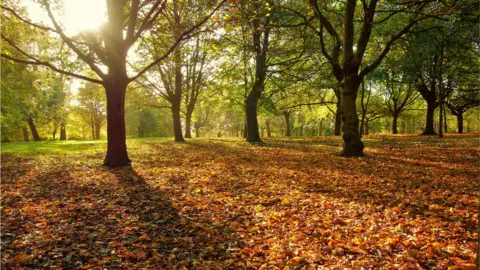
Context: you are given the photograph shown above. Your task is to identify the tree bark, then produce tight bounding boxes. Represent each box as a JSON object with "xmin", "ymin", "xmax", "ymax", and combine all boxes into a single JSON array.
[
  {"xmin": 334, "ymin": 95, "xmax": 342, "ymax": 136},
  {"xmin": 456, "ymin": 114, "xmax": 463, "ymax": 134},
  {"xmin": 438, "ymin": 102, "xmax": 443, "ymax": 138},
  {"xmin": 138, "ymin": 126, "xmax": 144, "ymax": 138},
  {"xmin": 27, "ymin": 117, "xmax": 41, "ymax": 141},
  {"xmin": 103, "ymin": 82, "xmax": 131, "ymax": 167},
  {"xmin": 318, "ymin": 118, "xmax": 324, "ymax": 136},
  {"xmin": 443, "ymin": 105, "xmax": 448, "ymax": 133},
  {"xmin": 340, "ymin": 79, "xmax": 364, "ymax": 156},
  {"xmin": 283, "ymin": 111, "xmax": 291, "ymax": 137},
  {"xmin": 95, "ymin": 122, "xmax": 101, "ymax": 140},
  {"xmin": 184, "ymin": 107, "xmax": 193, "ymax": 138},
  {"xmin": 91, "ymin": 118, "xmax": 96, "ymax": 140},
  {"xmin": 392, "ymin": 115, "xmax": 399, "ymax": 134},
  {"xmin": 60, "ymin": 123, "xmax": 66, "ymax": 140},
  {"xmin": 245, "ymin": 88, "xmax": 262, "ymax": 142},
  {"xmin": 423, "ymin": 100, "xmax": 437, "ymax": 135},
  {"xmin": 23, "ymin": 127, "xmax": 29, "ymax": 142},
  {"xmin": 266, "ymin": 119, "xmax": 272, "ymax": 137},
  {"xmin": 171, "ymin": 104, "xmax": 184, "ymax": 142},
  {"xmin": 172, "ymin": 46, "xmax": 185, "ymax": 142}
]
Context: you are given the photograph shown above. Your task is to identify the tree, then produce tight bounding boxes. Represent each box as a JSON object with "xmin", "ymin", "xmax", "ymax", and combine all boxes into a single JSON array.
[
  {"xmin": 379, "ymin": 67, "xmax": 419, "ymax": 134},
  {"xmin": 447, "ymin": 90, "xmax": 480, "ymax": 133},
  {"xmin": 2, "ymin": 0, "xmax": 225, "ymax": 166},
  {"xmin": 303, "ymin": 0, "xmax": 438, "ymax": 155},
  {"xmin": 74, "ymin": 82, "xmax": 106, "ymax": 140}
]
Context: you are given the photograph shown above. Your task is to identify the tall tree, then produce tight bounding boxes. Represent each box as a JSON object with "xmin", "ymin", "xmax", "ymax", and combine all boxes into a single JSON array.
[
  {"xmin": 379, "ymin": 67, "xmax": 419, "ymax": 134},
  {"xmin": 75, "ymin": 82, "xmax": 106, "ymax": 140},
  {"xmin": 447, "ymin": 90, "xmax": 480, "ymax": 134},
  {"xmin": 2, "ymin": 0, "xmax": 225, "ymax": 166},
  {"xmin": 304, "ymin": 0, "xmax": 438, "ymax": 155}
]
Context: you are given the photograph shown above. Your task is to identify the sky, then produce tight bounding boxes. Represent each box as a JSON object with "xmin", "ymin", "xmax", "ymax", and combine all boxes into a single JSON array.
[
  {"xmin": 24, "ymin": 0, "xmax": 107, "ymax": 36},
  {"xmin": 23, "ymin": 0, "xmax": 107, "ymax": 95}
]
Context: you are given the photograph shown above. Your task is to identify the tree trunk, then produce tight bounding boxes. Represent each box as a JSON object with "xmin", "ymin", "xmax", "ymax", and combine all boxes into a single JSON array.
[
  {"xmin": 60, "ymin": 123, "xmax": 66, "ymax": 140},
  {"xmin": 23, "ymin": 127, "xmax": 30, "ymax": 142},
  {"xmin": 171, "ymin": 104, "xmax": 185, "ymax": 142},
  {"xmin": 243, "ymin": 122, "xmax": 247, "ymax": 138},
  {"xmin": 138, "ymin": 126, "xmax": 144, "ymax": 138},
  {"xmin": 438, "ymin": 103, "xmax": 443, "ymax": 138},
  {"xmin": 52, "ymin": 129, "xmax": 57, "ymax": 140},
  {"xmin": 334, "ymin": 97, "xmax": 342, "ymax": 136},
  {"xmin": 172, "ymin": 44, "xmax": 185, "ymax": 142},
  {"xmin": 184, "ymin": 107, "xmax": 193, "ymax": 138},
  {"xmin": 103, "ymin": 82, "xmax": 131, "ymax": 167},
  {"xmin": 341, "ymin": 79, "xmax": 364, "ymax": 156},
  {"xmin": 392, "ymin": 115, "xmax": 399, "ymax": 134},
  {"xmin": 443, "ymin": 105, "xmax": 448, "ymax": 133},
  {"xmin": 27, "ymin": 117, "xmax": 41, "ymax": 141},
  {"xmin": 266, "ymin": 119, "xmax": 271, "ymax": 137},
  {"xmin": 91, "ymin": 120, "xmax": 96, "ymax": 140},
  {"xmin": 245, "ymin": 89, "xmax": 262, "ymax": 142},
  {"xmin": 456, "ymin": 114, "xmax": 463, "ymax": 134},
  {"xmin": 284, "ymin": 111, "xmax": 291, "ymax": 137},
  {"xmin": 318, "ymin": 118, "xmax": 324, "ymax": 136},
  {"xmin": 95, "ymin": 122, "xmax": 101, "ymax": 140},
  {"xmin": 195, "ymin": 127, "xmax": 200, "ymax": 137},
  {"xmin": 423, "ymin": 100, "xmax": 437, "ymax": 135}
]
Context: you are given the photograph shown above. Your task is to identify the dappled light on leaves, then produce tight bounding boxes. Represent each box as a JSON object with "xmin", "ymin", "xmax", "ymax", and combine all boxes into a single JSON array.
[{"xmin": 1, "ymin": 135, "xmax": 478, "ymax": 268}]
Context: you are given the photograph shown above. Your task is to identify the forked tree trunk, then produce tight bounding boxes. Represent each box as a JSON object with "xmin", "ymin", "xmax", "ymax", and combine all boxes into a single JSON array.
[
  {"xmin": 341, "ymin": 79, "xmax": 364, "ymax": 156},
  {"xmin": 284, "ymin": 111, "xmax": 291, "ymax": 137},
  {"xmin": 392, "ymin": 115, "xmax": 399, "ymax": 134},
  {"xmin": 23, "ymin": 127, "xmax": 29, "ymax": 142},
  {"xmin": 456, "ymin": 114, "xmax": 463, "ymax": 133},
  {"xmin": 423, "ymin": 100, "xmax": 437, "ymax": 135},
  {"xmin": 103, "ymin": 82, "xmax": 131, "ymax": 167},
  {"xmin": 60, "ymin": 123, "xmax": 66, "ymax": 140},
  {"xmin": 27, "ymin": 117, "xmax": 41, "ymax": 141}
]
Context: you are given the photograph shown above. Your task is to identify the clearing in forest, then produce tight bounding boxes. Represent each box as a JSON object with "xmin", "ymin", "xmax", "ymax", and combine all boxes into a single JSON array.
[{"xmin": 1, "ymin": 134, "xmax": 479, "ymax": 269}]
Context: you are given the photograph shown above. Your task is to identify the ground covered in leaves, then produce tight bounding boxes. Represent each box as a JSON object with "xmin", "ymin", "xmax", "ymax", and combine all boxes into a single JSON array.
[{"xmin": 1, "ymin": 134, "xmax": 479, "ymax": 269}]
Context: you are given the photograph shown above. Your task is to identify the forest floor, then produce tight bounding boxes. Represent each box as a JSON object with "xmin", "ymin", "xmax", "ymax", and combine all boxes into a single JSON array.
[{"xmin": 1, "ymin": 134, "xmax": 479, "ymax": 269}]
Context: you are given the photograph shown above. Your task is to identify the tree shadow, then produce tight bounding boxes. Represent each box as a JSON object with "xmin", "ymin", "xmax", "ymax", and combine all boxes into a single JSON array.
[{"xmin": 1, "ymin": 165, "xmax": 242, "ymax": 269}]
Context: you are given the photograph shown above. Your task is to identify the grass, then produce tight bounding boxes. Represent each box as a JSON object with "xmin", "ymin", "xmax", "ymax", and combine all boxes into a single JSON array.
[{"xmin": 1, "ymin": 134, "xmax": 479, "ymax": 269}]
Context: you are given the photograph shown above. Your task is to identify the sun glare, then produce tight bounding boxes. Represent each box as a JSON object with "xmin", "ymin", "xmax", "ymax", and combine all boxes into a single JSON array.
[
  {"xmin": 24, "ymin": 0, "xmax": 106, "ymax": 35},
  {"xmin": 63, "ymin": 0, "xmax": 106, "ymax": 34}
]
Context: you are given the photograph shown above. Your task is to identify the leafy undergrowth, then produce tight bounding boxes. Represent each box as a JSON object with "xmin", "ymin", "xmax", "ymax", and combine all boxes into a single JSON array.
[{"xmin": 1, "ymin": 134, "xmax": 479, "ymax": 269}]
